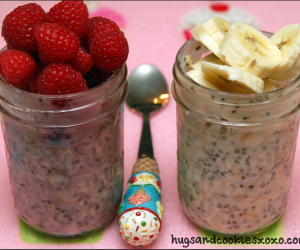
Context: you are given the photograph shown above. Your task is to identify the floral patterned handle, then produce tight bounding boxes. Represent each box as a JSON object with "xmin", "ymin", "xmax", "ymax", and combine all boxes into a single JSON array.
[{"xmin": 117, "ymin": 157, "xmax": 164, "ymax": 247}]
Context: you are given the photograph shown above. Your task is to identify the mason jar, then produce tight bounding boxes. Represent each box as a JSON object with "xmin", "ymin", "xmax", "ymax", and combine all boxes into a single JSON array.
[
  {"xmin": 172, "ymin": 36, "xmax": 300, "ymax": 236},
  {"xmin": 0, "ymin": 58, "xmax": 128, "ymax": 238}
]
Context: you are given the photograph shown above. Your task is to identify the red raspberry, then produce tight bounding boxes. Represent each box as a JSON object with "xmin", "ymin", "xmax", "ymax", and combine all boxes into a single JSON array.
[
  {"xmin": 35, "ymin": 23, "xmax": 80, "ymax": 64},
  {"xmin": 2, "ymin": 3, "xmax": 46, "ymax": 53},
  {"xmin": 7, "ymin": 44, "xmax": 15, "ymax": 50},
  {"xmin": 90, "ymin": 31, "xmax": 129, "ymax": 71},
  {"xmin": 87, "ymin": 17, "xmax": 120, "ymax": 47},
  {"xmin": 45, "ymin": 12, "xmax": 50, "ymax": 21},
  {"xmin": 28, "ymin": 62, "xmax": 45, "ymax": 94},
  {"xmin": 84, "ymin": 66, "xmax": 114, "ymax": 88},
  {"xmin": 47, "ymin": 0, "xmax": 89, "ymax": 38},
  {"xmin": 0, "ymin": 50, "xmax": 35, "ymax": 91},
  {"xmin": 81, "ymin": 35, "xmax": 90, "ymax": 52},
  {"xmin": 38, "ymin": 63, "xmax": 88, "ymax": 95},
  {"xmin": 69, "ymin": 46, "xmax": 94, "ymax": 76}
]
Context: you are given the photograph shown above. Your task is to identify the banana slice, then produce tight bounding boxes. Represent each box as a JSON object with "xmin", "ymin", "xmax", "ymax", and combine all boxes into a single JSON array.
[
  {"xmin": 219, "ymin": 22, "xmax": 282, "ymax": 78},
  {"xmin": 200, "ymin": 17, "xmax": 231, "ymax": 44},
  {"xmin": 268, "ymin": 78, "xmax": 287, "ymax": 88},
  {"xmin": 191, "ymin": 17, "xmax": 231, "ymax": 61},
  {"xmin": 186, "ymin": 53, "xmax": 227, "ymax": 91},
  {"xmin": 268, "ymin": 24, "xmax": 300, "ymax": 81},
  {"xmin": 201, "ymin": 62, "xmax": 264, "ymax": 94},
  {"xmin": 187, "ymin": 69, "xmax": 222, "ymax": 91},
  {"xmin": 263, "ymin": 79, "xmax": 277, "ymax": 92},
  {"xmin": 191, "ymin": 53, "xmax": 225, "ymax": 70},
  {"xmin": 183, "ymin": 55, "xmax": 194, "ymax": 68}
]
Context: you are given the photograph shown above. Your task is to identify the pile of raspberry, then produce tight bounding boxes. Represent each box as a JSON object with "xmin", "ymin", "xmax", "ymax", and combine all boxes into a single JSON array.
[{"xmin": 0, "ymin": 0, "xmax": 129, "ymax": 95}]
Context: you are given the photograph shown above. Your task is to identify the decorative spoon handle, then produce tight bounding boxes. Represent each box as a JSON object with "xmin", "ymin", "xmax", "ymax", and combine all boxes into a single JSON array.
[{"xmin": 117, "ymin": 157, "xmax": 164, "ymax": 247}]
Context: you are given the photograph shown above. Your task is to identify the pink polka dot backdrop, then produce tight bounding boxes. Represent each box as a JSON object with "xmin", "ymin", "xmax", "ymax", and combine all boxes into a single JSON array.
[{"xmin": 0, "ymin": 1, "xmax": 300, "ymax": 248}]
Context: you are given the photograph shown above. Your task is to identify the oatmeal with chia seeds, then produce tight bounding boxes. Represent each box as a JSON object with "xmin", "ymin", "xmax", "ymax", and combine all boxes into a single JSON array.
[
  {"xmin": 2, "ymin": 109, "xmax": 124, "ymax": 236},
  {"xmin": 177, "ymin": 106, "xmax": 298, "ymax": 235},
  {"xmin": 173, "ymin": 17, "xmax": 300, "ymax": 235}
]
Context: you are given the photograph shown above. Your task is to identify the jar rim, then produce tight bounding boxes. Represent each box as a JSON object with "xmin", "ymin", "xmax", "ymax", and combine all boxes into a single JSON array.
[
  {"xmin": 0, "ymin": 45, "xmax": 128, "ymax": 101},
  {"xmin": 0, "ymin": 45, "xmax": 128, "ymax": 126},
  {"xmin": 174, "ymin": 32, "xmax": 300, "ymax": 99},
  {"xmin": 0, "ymin": 66, "xmax": 125, "ymax": 102}
]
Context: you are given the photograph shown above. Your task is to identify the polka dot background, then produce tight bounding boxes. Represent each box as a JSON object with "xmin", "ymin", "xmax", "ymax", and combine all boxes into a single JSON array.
[{"xmin": 0, "ymin": 1, "xmax": 300, "ymax": 249}]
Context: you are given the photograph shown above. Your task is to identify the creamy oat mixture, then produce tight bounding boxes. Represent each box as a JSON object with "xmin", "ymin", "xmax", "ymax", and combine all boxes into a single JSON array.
[{"xmin": 2, "ymin": 110, "xmax": 124, "ymax": 236}]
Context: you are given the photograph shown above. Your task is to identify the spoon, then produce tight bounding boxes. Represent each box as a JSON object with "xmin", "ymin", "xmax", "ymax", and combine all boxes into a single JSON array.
[{"xmin": 117, "ymin": 64, "xmax": 169, "ymax": 247}]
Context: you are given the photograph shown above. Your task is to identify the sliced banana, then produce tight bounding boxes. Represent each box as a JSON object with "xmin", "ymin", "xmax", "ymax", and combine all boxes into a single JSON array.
[
  {"xmin": 268, "ymin": 24, "xmax": 300, "ymax": 81},
  {"xmin": 183, "ymin": 55, "xmax": 194, "ymax": 68},
  {"xmin": 191, "ymin": 17, "xmax": 231, "ymax": 61},
  {"xmin": 201, "ymin": 62, "xmax": 264, "ymax": 94},
  {"xmin": 191, "ymin": 53, "xmax": 225, "ymax": 70},
  {"xmin": 219, "ymin": 22, "xmax": 282, "ymax": 78},
  {"xmin": 268, "ymin": 78, "xmax": 287, "ymax": 88},
  {"xmin": 186, "ymin": 53, "xmax": 226, "ymax": 91},
  {"xmin": 263, "ymin": 79, "xmax": 277, "ymax": 92},
  {"xmin": 201, "ymin": 16, "xmax": 231, "ymax": 44},
  {"xmin": 187, "ymin": 69, "xmax": 222, "ymax": 91}
]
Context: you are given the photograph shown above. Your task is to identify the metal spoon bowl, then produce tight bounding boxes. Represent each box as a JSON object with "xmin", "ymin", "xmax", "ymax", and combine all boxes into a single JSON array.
[{"xmin": 126, "ymin": 64, "xmax": 169, "ymax": 113}]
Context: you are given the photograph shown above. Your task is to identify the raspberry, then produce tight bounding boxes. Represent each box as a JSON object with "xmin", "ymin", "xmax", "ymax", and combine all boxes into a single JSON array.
[
  {"xmin": 38, "ymin": 63, "xmax": 88, "ymax": 95},
  {"xmin": 47, "ymin": 0, "xmax": 89, "ymax": 38},
  {"xmin": 7, "ymin": 44, "xmax": 15, "ymax": 50},
  {"xmin": 28, "ymin": 62, "xmax": 45, "ymax": 94},
  {"xmin": 35, "ymin": 23, "xmax": 80, "ymax": 64},
  {"xmin": 90, "ymin": 31, "xmax": 129, "ymax": 71},
  {"xmin": 81, "ymin": 36, "xmax": 90, "ymax": 52},
  {"xmin": 45, "ymin": 12, "xmax": 50, "ymax": 21},
  {"xmin": 87, "ymin": 17, "xmax": 120, "ymax": 47},
  {"xmin": 2, "ymin": 3, "xmax": 46, "ymax": 53},
  {"xmin": 69, "ymin": 46, "xmax": 94, "ymax": 76},
  {"xmin": 0, "ymin": 50, "xmax": 35, "ymax": 91},
  {"xmin": 84, "ymin": 66, "xmax": 114, "ymax": 88}
]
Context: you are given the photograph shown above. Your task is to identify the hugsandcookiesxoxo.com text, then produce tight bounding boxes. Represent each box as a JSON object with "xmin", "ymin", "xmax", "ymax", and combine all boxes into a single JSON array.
[{"xmin": 171, "ymin": 235, "xmax": 300, "ymax": 248}]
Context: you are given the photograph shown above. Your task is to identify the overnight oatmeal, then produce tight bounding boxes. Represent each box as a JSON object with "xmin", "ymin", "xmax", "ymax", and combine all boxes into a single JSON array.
[
  {"xmin": 1, "ymin": 95, "xmax": 125, "ymax": 236},
  {"xmin": 172, "ymin": 17, "xmax": 300, "ymax": 235},
  {"xmin": 0, "ymin": 1, "xmax": 129, "ymax": 237}
]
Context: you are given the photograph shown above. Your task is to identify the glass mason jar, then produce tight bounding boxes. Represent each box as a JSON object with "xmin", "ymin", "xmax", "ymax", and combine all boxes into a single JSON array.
[
  {"xmin": 0, "ymin": 58, "xmax": 128, "ymax": 238},
  {"xmin": 172, "ymin": 35, "xmax": 300, "ymax": 236}
]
